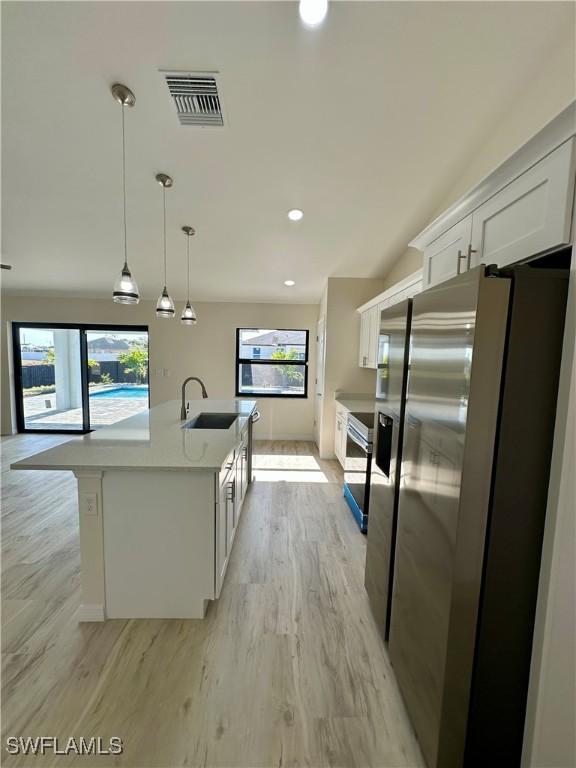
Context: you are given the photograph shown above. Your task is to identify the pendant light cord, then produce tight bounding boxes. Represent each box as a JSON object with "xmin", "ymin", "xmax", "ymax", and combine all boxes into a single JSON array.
[
  {"xmin": 187, "ymin": 235, "xmax": 190, "ymax": 301},
  {"xmin": 163, "ymin": 185, "xmax": 167, "ymax": 287},
  {"xmin": 121, "ymin": 103, "xmax": 128, "ymax": 270}
]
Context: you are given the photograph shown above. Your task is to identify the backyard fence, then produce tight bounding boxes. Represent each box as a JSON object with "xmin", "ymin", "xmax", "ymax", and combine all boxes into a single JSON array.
[
  {"xmin": 22, "ymin": 361, "xmax": 148, "ymax": 389},
  {"xmin": 89, "ymin": 361, "xmax": 146, "ymax": 384},
  {"xmin": 21, "ymin": 365, "xmax": 54, "ymax": 388}
]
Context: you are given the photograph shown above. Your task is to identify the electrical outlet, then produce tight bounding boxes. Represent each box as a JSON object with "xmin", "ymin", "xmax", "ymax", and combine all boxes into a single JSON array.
[{"xmin": 84, "ymin": 493, "xmax": 98, "ymax": 516}]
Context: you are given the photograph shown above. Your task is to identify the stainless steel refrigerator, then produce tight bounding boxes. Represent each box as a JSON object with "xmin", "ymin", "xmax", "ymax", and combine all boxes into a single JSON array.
[
  {"xmin": 364, "ymin": 299, "xmax": 412, "ymax": 640},
  {"xmin": 388, "ymin": 263, "xmax": 569, "ymax": 768}
]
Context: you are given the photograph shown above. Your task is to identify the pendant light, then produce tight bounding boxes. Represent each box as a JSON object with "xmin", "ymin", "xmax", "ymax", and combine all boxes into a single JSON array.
[
  {"xmin": 155, "ymin": 173, "xmax": 175, "ymax": 318},
  {"xmin": 181, "ymin": 226, "xmax": 198, "ymax": 326},
  {"xmin": 111, "ymin": 83, "xmax": 139, "ymax": 304}
]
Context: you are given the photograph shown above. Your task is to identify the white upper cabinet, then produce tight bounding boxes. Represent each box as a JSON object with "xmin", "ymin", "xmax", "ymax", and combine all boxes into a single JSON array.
[
  {"xmin": 358, "ymin": 305, "xmax": 379, "ymax": 369},
  {"xmin": 356, "ymin": 270, "xmax": 423, "ymax": 369},
  {"xmin": 358, "ymin": 310, "xmax": 370, "ymax": 367},
  {"xmin": 470, "ymin": 139, "xmax": 576, "ymax": 269},
  {"xmin": 412, "ymin": 104, "xmax": 576, "ymax": 291},
  {"xmin": 422, "ymin": 216, "xmax": 473, "ymax": 289},
  {"xmin": 367, "ymin": 306, "xmax": 379, "ymax": 368}
]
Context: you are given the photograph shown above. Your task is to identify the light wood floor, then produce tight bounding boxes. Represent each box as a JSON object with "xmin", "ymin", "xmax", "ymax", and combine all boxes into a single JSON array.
[{"xmin": 1, "ymin": 434, "xmax": 423, "ymax": 768}]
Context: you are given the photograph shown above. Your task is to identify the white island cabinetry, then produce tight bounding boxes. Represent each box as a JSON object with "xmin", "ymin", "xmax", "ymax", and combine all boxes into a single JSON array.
[
  {"xmin": 216, "ymin": 434, "xmax": 249, "ymax": 597},
  {"xmin": 12, "ymin": 399, "xmax": 257, "ymax": 621}
]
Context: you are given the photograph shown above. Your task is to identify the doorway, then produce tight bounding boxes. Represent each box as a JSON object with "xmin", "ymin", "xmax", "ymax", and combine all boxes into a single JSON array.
[{"xmin": 12, "ymin": 323, "xmax": 149, "ymax": 433}]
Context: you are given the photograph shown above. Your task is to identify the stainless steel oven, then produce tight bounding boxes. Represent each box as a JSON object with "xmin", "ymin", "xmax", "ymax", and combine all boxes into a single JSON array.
[{"xmin": 342, "ymin": 411, "xmax": 374, "ymax": 533}]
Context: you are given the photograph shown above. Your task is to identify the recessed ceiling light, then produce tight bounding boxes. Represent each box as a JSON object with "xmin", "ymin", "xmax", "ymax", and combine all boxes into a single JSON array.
[
  {"xmin": 299, "ymin": 0, "xmax": 328, "ymax": 27},
  {"xmin": 284, "ymin": 280, "xmax": 295, "ymax": 287},
  {"xmin": 287, "ymin": 209, "xmax": 303, "ymax": 221}
]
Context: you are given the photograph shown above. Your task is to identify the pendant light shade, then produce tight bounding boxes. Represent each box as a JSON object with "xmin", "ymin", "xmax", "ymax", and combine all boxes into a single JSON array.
[
  {"xmin": 111, "ymin": 83, "xmax": 139, "ymax": 304},
  {"xmin": 155, "ymin": 173, "xmax": 175, "ymax": 319},
  {"xmin": 180, "ymin": 225, "xmax": 197, "ymax": 326},
  {"xmin": 156, "ymin": 286, "xmax": 175, "ymax": 317},
  {"xmin": 181, "ymin": 300, "xmax": 197, "ymax": 325},
  {"xmin": 113, "ymin": 264, "xmax": 139, "ymax": 305}
]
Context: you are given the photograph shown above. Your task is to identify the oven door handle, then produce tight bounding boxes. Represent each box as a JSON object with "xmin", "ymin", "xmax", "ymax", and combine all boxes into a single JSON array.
[{"xmin": 347, "ymin": 424, "xmax": 372, "ymax": 454}]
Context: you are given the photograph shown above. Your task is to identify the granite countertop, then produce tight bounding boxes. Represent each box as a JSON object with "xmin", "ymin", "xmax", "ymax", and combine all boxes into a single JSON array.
[{"xmin": 11, "ymin": 399, "xmax": 257, "ymax": 473}]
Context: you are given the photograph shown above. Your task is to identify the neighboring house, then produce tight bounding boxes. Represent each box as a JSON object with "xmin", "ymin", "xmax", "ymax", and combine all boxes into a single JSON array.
[
  {"xmin": 87, "ymin": 337, "xmax": 130, "ymax": 361},
  {"xmin": 240, "ymin": 330, "xmax": 306, "ymax": 360},
  {"xmin": 20, "ymin": 352, "xmax": 49, "ymax": 362}
]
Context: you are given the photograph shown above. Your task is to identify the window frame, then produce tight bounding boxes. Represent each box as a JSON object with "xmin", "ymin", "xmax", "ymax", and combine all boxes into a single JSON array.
[
  {"xmin": 12, "ymin": 321, "xmax": 150, "ymax": 434},
  {"xmin": 235, "ymin": 327, "xmax": 309, "ymax": 399}
]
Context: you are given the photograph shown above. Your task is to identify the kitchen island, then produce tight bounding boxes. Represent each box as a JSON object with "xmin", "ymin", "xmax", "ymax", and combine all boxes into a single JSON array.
[{"xmin": 12, "ymin": 399, "xmax": 258, "ymax": 621}]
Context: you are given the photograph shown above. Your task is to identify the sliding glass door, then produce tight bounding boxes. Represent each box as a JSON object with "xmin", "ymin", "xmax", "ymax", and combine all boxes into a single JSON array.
[
  {"xmin": 12, "ymin": 323, "xmax": 149, "ymax": 433},
  {"xmin": 14, "ymin": 326, "xmax": 86, "ymax": 431},
  {"xmin": 85, "ymin": 328, "xmax": 149, "ymax": 428}
]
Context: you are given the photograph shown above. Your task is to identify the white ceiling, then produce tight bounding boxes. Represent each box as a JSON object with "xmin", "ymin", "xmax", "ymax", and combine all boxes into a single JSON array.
[{"xmin": 2, "ymin": 1, "xmax": 574, "ymax": 303}]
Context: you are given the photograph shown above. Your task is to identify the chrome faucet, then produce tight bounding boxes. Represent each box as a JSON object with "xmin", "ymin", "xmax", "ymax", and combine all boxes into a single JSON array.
[{"xmin": 180, "ymin": 376, "xmax": 208, "ymax": 420}]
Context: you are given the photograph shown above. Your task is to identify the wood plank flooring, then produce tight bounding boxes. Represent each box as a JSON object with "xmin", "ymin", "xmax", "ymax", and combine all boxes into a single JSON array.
[{"xmin": 1, "ymin": 434, "xmax": 424, "ymax": 767}]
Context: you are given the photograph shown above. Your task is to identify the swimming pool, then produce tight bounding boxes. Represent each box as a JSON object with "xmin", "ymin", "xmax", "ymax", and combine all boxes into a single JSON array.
[{"xmin": 90, "ymin": 387, "xmax": 149, "ymax": 400}]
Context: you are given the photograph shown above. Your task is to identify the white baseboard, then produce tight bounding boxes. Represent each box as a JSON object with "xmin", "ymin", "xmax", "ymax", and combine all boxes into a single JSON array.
[{"xmin": 77, "ymin": 603, "xmax": 105, "ymax": 622}]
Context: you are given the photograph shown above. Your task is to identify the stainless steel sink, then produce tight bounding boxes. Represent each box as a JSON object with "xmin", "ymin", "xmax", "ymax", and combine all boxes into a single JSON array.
[{"xmin": 182, "ymin": 413, "xmax": 238, "ymax": 430}]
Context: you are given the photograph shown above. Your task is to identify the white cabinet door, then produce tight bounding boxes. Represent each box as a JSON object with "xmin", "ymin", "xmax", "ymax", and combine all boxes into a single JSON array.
[
  {"xmin": 240, "ymin": 442, "xmax": 249, "ymax": 507},
  {"xmin": 340, "ymin": 418, "xmax": 348, "ymax": 465},
  {"xmin": 235, "ymin": 450, "xmax": 243, "ymax": 521},
  {"xmin": 470, "ymin": 139, "xmax": 576, "ymax": 269},
  {"xmin": 359, "ymin": 306, "xmax": 379, "ymax": 368},
  {"xmin": 358, "ymin": 311, "xmax": 370, "ymax": 367},
  {"xmin": 235, "ymin": 438, "xmax": 249, "ymax": 515},
  {"xmin": 226, "ymin": 476, "xmax": 235, "ymax": 552},
  {"xmin": 423, "ymin": 216, "xmax": 473, "ymax": 288},
  {"xmin": 216, "ymin": 482, "xmax": 229, "ymax": 596},
  {"xmin": 367, "ymin": 306, "xmax": 379, "ymax": 369},
  {"xmin": 335, "ymin": 416, "xmax": 346, "ymax": 467}
]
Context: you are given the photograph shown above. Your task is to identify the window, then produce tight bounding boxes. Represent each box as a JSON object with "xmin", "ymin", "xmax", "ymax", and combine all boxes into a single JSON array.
[
  {"xmin": 236, "ymin": 328, "xmax": 309, "ymax": 398},
  {"xmin": 12, "ymin": 323, "xmax": 149, "ymax": 433}
]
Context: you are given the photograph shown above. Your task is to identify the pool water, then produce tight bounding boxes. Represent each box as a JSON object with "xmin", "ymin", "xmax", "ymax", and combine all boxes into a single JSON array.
[{"xmin": 90, "ymin": 387, "xmax": 149, "ymax": 400}]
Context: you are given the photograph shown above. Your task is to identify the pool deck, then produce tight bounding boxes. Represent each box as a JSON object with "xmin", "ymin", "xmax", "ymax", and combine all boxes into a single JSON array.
[{"xmin": 23, "ymin": 388, "xmax": 149, "ymax": 430}]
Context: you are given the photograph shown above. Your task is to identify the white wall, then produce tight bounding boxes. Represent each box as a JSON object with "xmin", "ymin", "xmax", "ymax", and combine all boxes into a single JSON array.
[
  {"xmin": 432, "ymin": 39, "xmax": 575, "ymax": 221},
  {"xmin": 1, "ymin": 295, "xmax": 317, "ymax": 440},
  {"xmin": 317, "ymin": 277, "xmax": 386, "ymax": 458},
  {"xmin": 382, "ymin": 39, "xmax": 575, "ymax": 290},
  {"xmin": 381, "ymin": 248, "xmax": 424, "ymax": 291}
]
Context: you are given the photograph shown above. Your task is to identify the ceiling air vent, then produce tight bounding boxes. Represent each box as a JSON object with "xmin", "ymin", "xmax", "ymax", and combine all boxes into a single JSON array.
[{"xmin": 162, "ymin": 71, "xmax": 224, "ymax": 127}]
